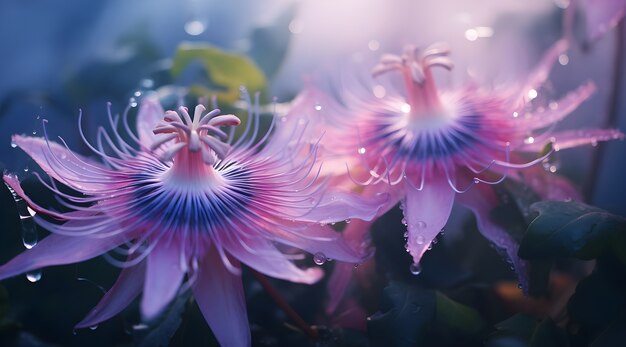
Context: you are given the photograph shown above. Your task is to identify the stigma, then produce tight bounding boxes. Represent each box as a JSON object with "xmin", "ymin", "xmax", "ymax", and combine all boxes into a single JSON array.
[{"xmin": 151, "ymin": 105, "xmax": 240, "ymax": 179}]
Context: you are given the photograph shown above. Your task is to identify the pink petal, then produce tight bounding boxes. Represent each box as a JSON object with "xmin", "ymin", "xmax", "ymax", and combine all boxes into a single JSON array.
[
  {"xmin": 586, "ymin": 0, "xmax": 626, "ymax": 40},
  {"xmin": 326, "ymin": 219, "xmax": 373, "ymax": 314},
  {"xmin": 302, "ymin": 190, "xmax": 389, "ymax": 224},
  {"xmin": 136, "ymin": 95, "xmax": 165, "ymax": 149},
  {"xmin": 522, "ymin": 128, "xmax": 624, "ymax": 152},
  {"xmin": 140, "ymin": 238, "xmax": 185, "ymax": 320},
  {"xmin": 519, "ymin": 39, "xmax": 568, "ymax": 100},
  {"xmin": 518, "ymin": 82, "xmax": 596, "ymax": 131},
  {"xmin": 12, "ymin": 135, "xmax": 109, "ymax": 192},
  {"xmin": 0, "ymin": 230, "xmax": 126, "ymax": 281},
  {"xmin": 404, "ymin": 170, "xmax": 455, "ymax": 265},
  {"xmin": 456, "ymin": 183, "xmax": 529, "ymax": 292},
  {"xmin": 273, "ymin": 223, "xmax": 364, "ymax": 263},
  {"xmin": 520, "ymin": 165, "xmax": 583, "ymax": 201},
  {"xmin": 192, "ymin": 248, "xmax": 250, "ymax": 347},
  {"xmin": 75, "ymin": 260, "xmax": 146, "ymax": 329},
  {"xmin": 221, "ymin": 233, "xmax": 323, "ymax": 284}
]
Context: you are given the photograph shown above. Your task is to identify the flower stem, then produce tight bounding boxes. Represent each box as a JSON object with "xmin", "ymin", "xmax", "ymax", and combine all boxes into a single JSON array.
[
  {"xmin": 250, "ymin": 269, "xmax": 319, "ymax": 340},
  {"xmin": 584, "ymin": 19, "xmax": 625, "ymax": 200}
]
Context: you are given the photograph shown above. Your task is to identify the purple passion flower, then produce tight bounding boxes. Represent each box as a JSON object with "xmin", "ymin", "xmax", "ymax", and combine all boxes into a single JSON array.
[
  {"xmin": 283, "ymin": 40, "xmax": 624, "ymax": 292},
  {"xmin": 1, "ymin": 92, "xmax": 387, "ymax": 346}
]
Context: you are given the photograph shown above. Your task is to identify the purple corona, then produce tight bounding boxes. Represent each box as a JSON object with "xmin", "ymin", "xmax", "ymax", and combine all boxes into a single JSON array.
[{"xmin": 1, "ymin": 91, "xmax": 387, "ymax": 346}]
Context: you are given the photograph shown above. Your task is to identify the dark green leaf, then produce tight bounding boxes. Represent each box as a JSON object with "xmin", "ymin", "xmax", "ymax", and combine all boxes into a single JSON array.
[
  {"xmin": 519, "ymin": 201, "xmax": 626, "ymax": 262},
  {"xmin": 494, "ymin": 313, "xmax": 538, "ymax": 341},
  {"xmin": 171, "ymin": 43, "xmax": 267, "ymax": 104},
  {"xmin": 134, "ymin": 291, "xmax": 191, "ymax": 347},
  {"xmin": 434, "ymin": 292, "xmax": 485, "ymax": 335},
  {"xmin": 529, "ymin": 318, "xmax": 567, "ymax": 347},
  {"xmin": 367, "ymin": 282, "xmax": 435, "ymax": 347}
]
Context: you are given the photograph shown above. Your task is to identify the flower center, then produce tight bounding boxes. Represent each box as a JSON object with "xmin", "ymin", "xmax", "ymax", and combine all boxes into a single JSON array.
[
  {"xmin": 372, "ymin": 43, "xmax": 453, "ymax": 119},
  {"xmin": 151, "ymin": 105, "xmax": 240, "ymax": 180}
]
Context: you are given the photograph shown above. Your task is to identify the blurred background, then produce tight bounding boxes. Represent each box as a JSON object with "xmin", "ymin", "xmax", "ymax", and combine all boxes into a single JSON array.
[{"xmin": 0, "ymin": 0, "xmax": 624, "ymax": 346}]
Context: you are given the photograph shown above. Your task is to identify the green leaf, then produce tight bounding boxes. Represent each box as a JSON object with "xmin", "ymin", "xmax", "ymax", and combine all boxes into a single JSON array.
[
  {"xmin": 171, "ymin": 43, "xmax": 268, "ymax": 104},
  {"xmin": 493, "ymin": 313, "xmax": 538, "ymax": 341},
  {"xmin": 519, "ymin": 201, "xmax": 626, "ymax": 262},
  {"xmin": 434, "ymin": 292, "xmax": 485, "ymax": 335},
  {"xmin": 367, "ymin": 282, "xmax": 436, "ymax": 347}
]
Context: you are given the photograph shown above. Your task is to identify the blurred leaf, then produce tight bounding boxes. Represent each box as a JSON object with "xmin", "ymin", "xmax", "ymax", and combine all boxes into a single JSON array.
[
  {"xmin": 248, "ymin": 4, "xmax": 296, "ymax": 79},
  {"xmin": 367, "ymin": 282, "xmax": 435, "ymax": 347},
  {"xmin": 171, "ymin": 43, "xmax": 267, "ymax": 104},
  {"xmin": 529, "ymin": 318, "xmax": 567, "ymax": 347},
  {"xmin": 0, "ymin": 285, "xmax": 7, "ymax": 321},
  {"xmin": 519, "ymin": 201, "xmax": 626, "ymax": 262},
  {"xmin": 494, "ymin": 313, "xmax": 538, "ymax": 341},
  {"xmin": 133, "ymin": 291, "xmax": 191, "ymax": 347},
  {"xmin": 434, "ymin": 292, "xmax": 485, "ymax": 335}
]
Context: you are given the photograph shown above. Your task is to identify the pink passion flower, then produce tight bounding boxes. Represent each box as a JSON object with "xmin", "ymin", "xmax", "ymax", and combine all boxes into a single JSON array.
[
  {"xmin": 284, "ymin": 40, "xmax": 624, "ymax": 292},
  {"xmin": 0, "ymin": 92, "xmax": 387, "ymax": 346}
]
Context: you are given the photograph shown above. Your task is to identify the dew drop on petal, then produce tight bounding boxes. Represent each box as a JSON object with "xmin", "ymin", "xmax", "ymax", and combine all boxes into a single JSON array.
[
  {"xmin": 416, "ymin": 221, "xmax": 427, "ymax": 229},
  {"xmin": 345, "ymin": 219, "xmax": 351, "ymax": 224},
  {"xmin": 89, "ymin": 325, "xmax": 98, "ymax": 331},
  {"xmin": 26, "ymin": 270, "xmax": 42, "ymax": 282},
  {"xmin": 401, "ymin": 218, "xmax": 407, "ymax": 226},
  {"xmin": 409, "ymin": 263, "xmax": 422, "ymax": 275},
  {"xmin": 129, "ymin": 97, "xmax": 138, "ymax": 107},
  {"xmin": 314, "ymin": 104, "xmax": 322, "ymax": 111},
  {"xmin": 313, "ymin": 252, "xmax": 327, "ymax": 265},
  {"xmin": 416, "ymin": 235, "xmax": 425, "ymax": 244},
  {"xmin": 10, "ymin": 141, "xmax": 17, "ymax": 148},
  {"xmin": 403, "ymin": 231, "xmax": 408, "ymax": 238},
  {"xmin": 517, "ymin": 283, "xmax": 523, "ymax": 290},
  {"xmin": 185, "ymin": 20, "xmax": 207, "ymax": 36},
  {"xmin": 23, "ymin": 167, "xmax": 29, "ymax": 172},
  {"xmin": 358, "ymin": 147, "xmax": 366, "ymax": 155},
  {"xmin": 527, "ymin": 89, "xmax": 538, "ymax": 100}
]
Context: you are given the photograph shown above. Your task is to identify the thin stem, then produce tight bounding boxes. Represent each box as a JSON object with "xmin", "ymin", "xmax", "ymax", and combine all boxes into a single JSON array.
[
  {"xmin": 250, "ymin": 269, "xmax": 319, "ymax": 340},
  {"xmin": 584, "ymin": 19, "xmax": 625, "ymax": 200}
]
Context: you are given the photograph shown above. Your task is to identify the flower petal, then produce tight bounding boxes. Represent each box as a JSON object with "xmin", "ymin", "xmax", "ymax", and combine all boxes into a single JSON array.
[
  {"xmin": 136, "ymin": 94, "xmax": 165, "ymax": 148},
  {"xmin": 140, "ymin": 238, "xmax": 185, "ymax": 320},
  {"xmin": 456, "ymin": 183, "xmax": 529, "ymax": 292},
  {"xmin": 192, "ymin": 248, "xmax": 250, "ymax": 347},
  {"xmin": 12, "ymin": 135, "xmax": 109, "ymax": 192},
  {"xmin": 522, "ymin": 128, "xmax": 625, "ymax": 152},
  {"xmin": 586, "ymin": 0, "xmax": 626, "ymax": 40},
  {"xmin": 519, "ymin": 39, "xmax": 568, "ymax": 100},
  {"xmin": 302, "ymin": 190, "xmax": 389, "ymax": 223},
  {"xmin": 404, "ymin": 170, "xmax": 455, "ymax": 265},
  {"xmin": 0, "ymin": 229, "xmax": 126, "ymax": 281},
  {"xmin": 222, "ymin": 233, "xmax": 323, "ymax": 284},
  {"xmin": 75, "ymin": 259, "xmax": 146, "ymax": 329}
]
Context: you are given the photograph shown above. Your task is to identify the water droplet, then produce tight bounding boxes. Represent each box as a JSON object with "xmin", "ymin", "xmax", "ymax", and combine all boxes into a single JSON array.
[
  {"xmin": 512, "ymin": 111, "xmax": 519, "ymax": 118},
  {"xmin": 26, "ymin": 270, "xmax": 42, "ymax": 282},
  {"xmin": 403, "ymin": 231, "xmax": 408, "ymax": 238},
  {"xmin": 416, "ymin": 235, "xmax": 425, "ymax": 244},
  {"xmin": 427, "ymin": 244, "xmax": 433, "ymax": 251},
  {"xmin": 133, "ymin": 90, "xmax": 142, "ymax": 97},
  {"xmin": 517, "ymin": 283, "xmax": 523, "ymax": 290},
  {"xmin": 313, "ymin": 252, "xmax": 327, "ymax": 265},
  {"xmin": 432, "ymin": 238, "xmax": 438, "ymax": 245},
  {"xmin": 129, "ymin": 97, "xmax": 138, "ymax": 107},
  {"xmin": 416, "ymin": 221, "xmax": 427, "ymax": 229},
  {"xmin": 319, "ymin": 222, "xmax": 326, "ymax": 227},
  {"xmin": 140, "ymin": 79, "xmax": 154, "ymax": 89},
  {"xmin": 10, "ymin": 141, "xmax": 17, "ymax": 148},
  {"xmin": 32, "ymin": 130, "xmax": 37, "ymax": 135},
  {"xmin": 473, "ymin": 178, "xmax": 480, "ymax": 184},
  {"xmin": 185, "ymin": 19, "xmax": 207, "ymax": 36},
  {"xmin": 409, "ymin": 263, "xmax": 422, "ymax": 275},
  {"xmin": 591, "ymin": 139, "xmax": 598, "ymax": 147},
  {"xmin": 524, "ymin": 136, "xmax": 535, "ymax": 144},
  {"xmin": 89, "ymin": 325, "xmax": 98, "ymax": 330},
  {"xmin": 314, "ymin": 104, "xmax": 322, "ymax": 111},
  {"xmin": 288, "ymin": 19, "xmax": 304, "ymax": 34},
  {"xmin": 401, "ymin": 103, "xmax": 411, "ymax": 113},
  {"xmin": 23, "ymin": 167, "xmax": 29, "ymax": 172},
  {"xmin": 373, "ymin": 85, "xmax": 386, "ymax": 98},
  {"xmin": 358, "ymin": 147, "xmax": 366, "ymax": 155},
  {"xmin": 345, "ymin": 219, "xmax": 351, "ymax": 224},
  {"xmin": 527, "ymin": 89, "xmax": 538, "ymax": 100},
  {"xmin": 280, "ymin": 116, "xmax": 287, "ymax": 122},
  {"xmin": 72, "ymin": 330, "xmax": 77, "ymax": 336},
  {"xmin": 401, "ymin": 218, "xmax": 407, "ymax": 226},
  {"xmin": 368, "ymin": 39, "xmax": 380, "ymax": 51}
]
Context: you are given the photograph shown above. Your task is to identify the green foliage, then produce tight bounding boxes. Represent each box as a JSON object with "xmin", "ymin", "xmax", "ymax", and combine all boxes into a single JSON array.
[
  {"xmin": 171, "ymin": 43, "xmax": 268, "ymax": 104},
  {"xmin": 519, "ymin": 201, "xmax": 626, "ymax": 263}
]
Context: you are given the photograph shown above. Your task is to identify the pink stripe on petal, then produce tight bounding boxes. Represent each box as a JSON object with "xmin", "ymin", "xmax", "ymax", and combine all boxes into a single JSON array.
[
  {"xmin": 136, "ymin": 95, "xmax": 165, "ymax": 148},
  {"xmin": 13, "ymin": 135, "xmax": 109, "ymax": 192},
  {"xmin": 222, "ymin": 233, "xmax": 323, "ymax": 284},
  {"xmin": 404, "ymin": 171, "xmax": 455, "ymax": 266},
  {"xmin": 140, "ymin": 238, "xmax": 185, "ymax": 320},
  {"xmin": 75, "ymin": 259, "xmax": 146, "ymax": 329},
  {"xmin": 456, "ymin": 183, "xmax": 529, "ymax": 292},
  {"xmin": 192, "ymin": 248, "xmax": 250, "ymax": 347},
  {"xmin": 0, "ymin": 230, "xmax": 126, "ymax": 281}
]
